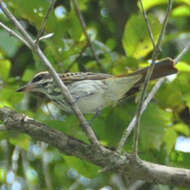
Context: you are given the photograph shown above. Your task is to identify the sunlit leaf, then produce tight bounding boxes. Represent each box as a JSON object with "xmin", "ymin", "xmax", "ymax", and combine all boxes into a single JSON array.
[
  {"xmin": 139, "ymin": 0, "xmax": 190, "ymax": 11},
  {"xmin": 122, "ymin": 14, "xmax": 161, "ymax": 58},
  {"xmin": 138, "ymin": 0, "xmax": 168, "ymax": 10},
  {"xmin": 176, "ymin": 61, "xmax": 190, "ymax": 72},
  {"xmin": 0, "ymin": 59, "xmax": 11, "ymax": 80},
  {"xmin": 64, "ymin": 155, "xmax": 99, "ymax": 178},
  {"xmin": 22, "ymin": 69, "xmax": 36, "ymax": 82},
  {"xmin": 173, "ymin": 123, "xmax": 190, "ymax": 136},
  {"xmin": 172, "ymin": 5, "xmax": 190, "ymax": 17},
  {"xmin": 164, "ymin": 128, "xmax": 178, "ymax": 153}
]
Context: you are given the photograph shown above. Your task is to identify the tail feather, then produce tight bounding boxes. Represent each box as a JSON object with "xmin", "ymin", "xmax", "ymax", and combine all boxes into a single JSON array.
[
  {"xmin": 125, "ymin": 57, "xmax": 178, "ymax": 97},
  {"xmin": 128, "ymin": 57, "xmax": 177, "ymax": 84}
]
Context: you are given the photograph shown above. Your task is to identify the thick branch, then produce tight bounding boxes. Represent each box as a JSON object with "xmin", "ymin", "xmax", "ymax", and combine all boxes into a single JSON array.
[{"xmin": 0, "ymin": 107, "xmax": 190, "ymax": 187}]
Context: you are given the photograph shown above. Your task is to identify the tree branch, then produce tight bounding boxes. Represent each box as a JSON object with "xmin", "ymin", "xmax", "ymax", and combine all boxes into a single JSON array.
[
  {"xmin": 117, "ymin": 78, "xmax": 166, "ymax": 153},
  {"xmin": 0, "ymin": 107, "xmax": 190, "ymax": 187},
  {"xmin": 174, "ymin": 41, "xmax": 190, "ymax": 64},
  {"xmin": 0, "ymin": 22, "xmax": 31, "ymax": 48},
  {"xmin": 138, "ymin": 0, "xmax": 156, "ymax": 50},
  {"xmin": 117, "ymin": 0, "xmax": 173, "ymax": 154},
  {"xmin": 0, "ymin": 1, "xmax": 101, "ymax": 149},
  {"xmin": 35, "ymin": 0, "xmax": 56, "ymax": 44},
  {"xmin": 133, "ymin": 0, "xmax": 173, "ymax": 156}
]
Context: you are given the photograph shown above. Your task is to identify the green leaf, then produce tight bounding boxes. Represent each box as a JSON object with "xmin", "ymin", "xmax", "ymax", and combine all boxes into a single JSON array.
[
  {"xmin": 0, "ymin": 30, "xmax": 21, "ymax": 57},
  {"xmin": 9, "ymin": 134, "xmax": 31, "ymax": 150},
  {"xmin": 172, "ymin": 5, "xmax": 190, "ymax": 17},
  {"xmin": 0, "ymin": 168, "xmax": 6, "ymax": 183},
  {"xmin": 173, "ymin": 123, "xmax": 190, "ymax": 136},
  {"xmin": 44, "ymin": 117, "xmax": 89, "ymax": 144},
  {"xmin": 140, "ymin": 104, "xmax": 172, "ymax": 150},
  {"xmin": 138, "ymin": 0, "xmax": 168, "ymax": 11},
  {"xmin": 22, "ymin": 69, "xmax": 36, "ymax": 82},
  {"xmin": 171, "ymin": 151, "xmax": 190, "ymax": 170},
  {"xmin": 164, "ymin": 128, "xmax": 177, "ymax": 153},
  {"xmin": 139, "ymin": 0, "xmax": 190, "ymax": 11},
  {"xmin": 122, "ymin": 14, "xmax": 162, "ymax": 58},
  {"xmin": 176, "ymin": 61, "xmax": 190, "ymax": 72},
  {"xmin": 65, "ymin": 11, "xmax": 83, "ymax": 41},
  {"xmin": 158, "ymin": 184, "xmax": 170, "ymax": 190},
  {"xmin": 0, "ymin": 59, "xmax": 11, "ymax": 80},
  {"xmin": 64, "ymin": 155, "xmax": 99, "ymax": 178},
  {"xmin": 156, "ymin": 79, "xmax": 184, "ymax": 110}
]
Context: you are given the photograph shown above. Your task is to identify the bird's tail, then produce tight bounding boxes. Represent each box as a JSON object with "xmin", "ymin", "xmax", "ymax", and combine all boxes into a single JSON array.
[
  {"xmin": 125, "ymin": 57, "xmax": 178, "ymax": 97},
  {"xmin": 128, "ymin": 57, "xmax": 177, "ymax": 84}
]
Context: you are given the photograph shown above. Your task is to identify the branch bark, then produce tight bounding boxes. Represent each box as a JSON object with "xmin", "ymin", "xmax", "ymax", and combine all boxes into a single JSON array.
[{"xmin": 0, "ymin": 107, "xmax": 190, "ymax": 187}]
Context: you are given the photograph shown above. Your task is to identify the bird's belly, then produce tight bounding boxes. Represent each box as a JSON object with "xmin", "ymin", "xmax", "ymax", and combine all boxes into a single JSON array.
[
  {"xmin": 49, "ymin": 80, "xmax": 112, "ymax": 114},
  {"xmin": 69, "ymin": 80, "xmax": 107, "ymax": 114},
  {"xmin": 76, "ymin": 93, "xmax": 105, "ymax": 113}
]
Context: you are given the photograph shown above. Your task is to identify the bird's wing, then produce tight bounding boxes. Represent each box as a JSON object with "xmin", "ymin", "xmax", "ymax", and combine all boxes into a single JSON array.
[{"xmin": 60, "ymin": 72, "xmax": 113, "ymax": 84}]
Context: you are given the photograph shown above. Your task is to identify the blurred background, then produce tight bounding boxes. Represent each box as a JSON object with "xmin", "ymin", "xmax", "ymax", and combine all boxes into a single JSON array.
[{"xmin": 0, "ymin": 0, "xmax": 190, "ymax": 189}]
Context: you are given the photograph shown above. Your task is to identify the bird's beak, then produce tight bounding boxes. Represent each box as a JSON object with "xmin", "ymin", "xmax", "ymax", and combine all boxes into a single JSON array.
[{"xmin": 16, "ymin": 83, "xmax": 36, "ymax": 92}]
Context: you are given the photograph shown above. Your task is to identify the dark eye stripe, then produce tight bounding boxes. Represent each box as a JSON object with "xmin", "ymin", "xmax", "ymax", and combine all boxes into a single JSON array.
[{"xmin": 32, "ymin": 75, "xmax": 43, "ymax": 82}]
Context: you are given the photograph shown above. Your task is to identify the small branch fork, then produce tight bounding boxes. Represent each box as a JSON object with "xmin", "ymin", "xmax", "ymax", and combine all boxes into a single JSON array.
[
  {"xmin": 174, "ymin": 41, "xmax": 190, "ymax": 64},
  {"xmin": 35, "ymin": 0, "xmax": 56, "ymax": 44},
  {"xmin": 117, "ymin": 78, "xmax": 166, "ymax": 153},
  {"xmin": 0, "ymin": 0, "xmax": 101, "ymax": 150},
  {"xmin": 132, "ymin": 0, "xmax": 173, "ymax": 156},
  {"xmin": 117, "ymin": 0, "xmax": 174, "ymax": 154}
]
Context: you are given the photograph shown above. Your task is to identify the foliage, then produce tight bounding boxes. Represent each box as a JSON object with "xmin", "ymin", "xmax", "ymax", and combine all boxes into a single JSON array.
[{"xmin": 0, "ymin": 0, "xmax": 190, "ymax": 189}]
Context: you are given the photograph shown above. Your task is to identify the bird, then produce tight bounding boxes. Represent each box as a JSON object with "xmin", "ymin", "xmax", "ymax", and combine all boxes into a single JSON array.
[{"xmin": 17, "ymin": 58, "xmax": 177, "ymax": 114}]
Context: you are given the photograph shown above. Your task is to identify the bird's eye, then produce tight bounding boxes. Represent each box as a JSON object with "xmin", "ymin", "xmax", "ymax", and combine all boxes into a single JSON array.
[{"xmin": 31, "ymin": 74, "xmax": 43, "ymax": 83}]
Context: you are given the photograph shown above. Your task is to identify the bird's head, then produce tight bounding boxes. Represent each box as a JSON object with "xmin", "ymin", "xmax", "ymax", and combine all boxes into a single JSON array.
[{"xmin": 16, "ymin": 71, "xmax": 53, "ymax": 94}]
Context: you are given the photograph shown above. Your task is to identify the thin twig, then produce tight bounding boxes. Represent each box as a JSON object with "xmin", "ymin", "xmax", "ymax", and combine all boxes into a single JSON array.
[
  {"xmin": 11, "ymin": 146, "xmax": 20, "ymax": 173},
  {"xmin": 35, "ymin": 0, "xmax": 56, "ymax": 44},
  {"xmin": 138, "ymin": 0, "xmax": 156, "ymax": 50},
  {"xmin": 0, "ymin": 1, "xmax": 101, "ymax": 149},
  {"xmin": 1, "ymin": 140, "xmax": 10, "ymax": 190},
  {"xmin": 174, "ymin": 41, "xmax": 190, "ymax": 64},
  {"xmin": 0, "ymin": 2, "xmax": 35, "ymax": 47},
  {"xmin": 38, "ymin": 33, "xmax": 54, "ymax": 41},
  {"xmin": 152, "ymin": 0, "xmax": 173, "ymax": 58},
  {"xmin": 0, "ymin": 22, "xmax": 31, "ymax": 48},
  {"xmin": 132, "ymin": 64, "xmax": 155, "ymax": 155},
  {"xmin": 21, "ymin": 150, "xmax": 34, "ymax": 190},
  {"xmin": 116, "ymin": 0, "xmax": 173, "ymax": 154},
  {"xmin": 133, "ymin": 0, "xmax": 173, "ymax": 156},
  {"xmin": 71, "ymin": 0, "xmax": 105, "ymax": 72},
  {"xmin": 120, "ymin": 37, "xmax": 190, "ymax": 155},
  {"xmin": 41, "ymin": 142, "xmax": 53, "ymax": 190},
  {"xmin": 117, "ymin": 78, "xmax": 165, "ymax": 153},
  {"xmin": 65, "ymin": 42, "xmax": 89, "ymax": 72}
]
